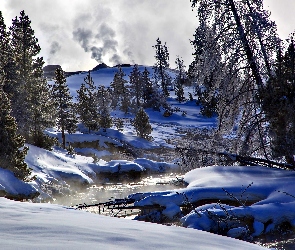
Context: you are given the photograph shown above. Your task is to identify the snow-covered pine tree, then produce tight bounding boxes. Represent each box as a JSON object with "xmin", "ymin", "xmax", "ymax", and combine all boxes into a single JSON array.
[
  {"xmin": 142, "ymin": 67, "xmax": 154, "ymax": 106},
  {"xmin": 174, "ymin": 56, "xmax": 186, "ymax": 103},
  {"xmin": 0, "ymin": 88, "xmax": 30, "ymax": 181},
  {"xmin": 153, "ymin": 38, "xmax": 170, "ymax": 97},
  {"xmin": 133, "ymin": 107, "xmax": 152, "ymax": 140},
  {"xmin": 96, "ymin": 86, "xmax": 112, "ymax": 132},
  {"xmin": 52, "ymin": 67, "xmax": 77, "ymax": 149},
  {"xmin": 129, "ymin": 64, "xmax": 143, "ymax": 111},
  {"xmin": 76, "ymin": 71, "xmax": 99, "ymax": 133}
]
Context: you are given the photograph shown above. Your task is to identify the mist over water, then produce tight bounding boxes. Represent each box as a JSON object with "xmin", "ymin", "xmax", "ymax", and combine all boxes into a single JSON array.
[{"xmin": 51, "ymin": 173, "xmax": 183, "ymax": 207}]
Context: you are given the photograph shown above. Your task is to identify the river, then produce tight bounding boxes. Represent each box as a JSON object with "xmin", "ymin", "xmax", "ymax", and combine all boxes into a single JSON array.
[{"xmin": 49, "ymin": 172, "xmax": 295, "ymax": 249}]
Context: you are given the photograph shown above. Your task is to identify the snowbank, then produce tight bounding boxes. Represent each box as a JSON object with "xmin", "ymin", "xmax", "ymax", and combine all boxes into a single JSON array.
[
  {"xmin": 129, "ymin": 165, "xmax": 295, "ymax": 238},
  {"xmin": 0, "ymin": 168, "xmax": 38, "ymax": 199},
  {"xmin": 0, "ymin": 197, "xmax": 264, "ymax": 250}
]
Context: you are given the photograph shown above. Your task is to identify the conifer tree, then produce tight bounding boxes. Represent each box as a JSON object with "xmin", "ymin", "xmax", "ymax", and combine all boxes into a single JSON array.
[
  {"xmin": 0, "ymin": 89, "xmax": 31, "ymax": 181},
  {"xmin": 110, "ymin": 66, "xmax": 130, "ymax": 113},
  {"xmin": 174, "ymin": 56, "xmax": 186, "ymax": 103},
  {"xmin": 96, "ymin": 86, "xmax": 112, "ymax": 132},
  {"xmin": 29, "ymin": 57, "xmax": 55, "ymax": 148},
  {"xmin": 0, "ymin": 11, "xmax": 11, "ymax": 86},
  {"xmin": 129, "ymin": 64, "xmax": 143, "ymax": 110},
  {"xmin": 142, "ymin": 67, "xmax": 153, "ymax": 105},
  {"xmin": 153, "ymin": 38, "xmax": 170, "ymax": 97},
  {"xmin": 113, "ymin": 117, "xmax": 124, "ymax": 131},
  {"xmin": 9, "ymin": 10, "xmax": 54, "ymax": 146},
  {"xmin": 9, "ymin": 11, "xmax": 40, "ymax": 133},
  {"xmin": 76, "ymin": 71, "xmax": 99, "ymax": 133},
  {"xmin": 262, "ymin": 40, "xmax": 295, "ymax": 165},
  {"xmin": 52, "ymin": 67, "xmax": 77, "ymax": 149},
  {"xmin": 133, "ymin": 107, "xmax": 152, "ymax": 140}
]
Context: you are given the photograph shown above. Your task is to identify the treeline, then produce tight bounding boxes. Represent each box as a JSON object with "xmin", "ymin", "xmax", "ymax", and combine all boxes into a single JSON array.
[{"xmin": 0, "ymin": 10, "xmax": 190, "ymax": 181}]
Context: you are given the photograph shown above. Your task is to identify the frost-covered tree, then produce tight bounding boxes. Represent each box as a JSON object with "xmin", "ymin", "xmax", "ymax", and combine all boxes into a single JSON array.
[
  {"xmin": 191, "ymin": 0, "xmax": 279, "ymax": 158},
  {"xmin": 96, "ymin": 86, "xmax": 112, "ymax": 132},
  {"xmin": 0, "ymin": 89, "xmax": 30, "ymax": 181},
  {"xmin": 174, "ymin": 56, "xmax": 186, "ymax": 103},
  {"xmin": 153, "ymin": 38, "xmax": 170, "ymax": 97},
  {"xmin": 76, "ymin": 71, "xmax": 99, "ymax": 133},
  {"xmin": 133, "ymin": 107, "xmax": 152, "ymax": 140},
  {"xmin": 129, "ymin": 64, "xmax": 143, "ymax": 110},
  {"xmin": 191, "ymin": 24, "xmax": 225, "ymax": 117},
  {"xmin": 52, "ymin": 67, "xmax": 77, "ymax": 149}
]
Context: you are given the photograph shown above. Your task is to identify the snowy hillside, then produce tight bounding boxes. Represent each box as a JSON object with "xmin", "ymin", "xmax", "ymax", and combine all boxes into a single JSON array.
[{"xmin": 0, "ymin": 65, "xmax": 217, "ymax": 200}]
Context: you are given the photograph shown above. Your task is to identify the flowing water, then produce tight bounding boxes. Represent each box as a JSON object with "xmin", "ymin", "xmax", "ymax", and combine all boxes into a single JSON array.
[
  {"xmin": 48, "ymin": 172, "xmax": 295, "ymax": 249},
  {"xmin": 51, "ymin": 172, "xmax": 184, "ymax": 208}
]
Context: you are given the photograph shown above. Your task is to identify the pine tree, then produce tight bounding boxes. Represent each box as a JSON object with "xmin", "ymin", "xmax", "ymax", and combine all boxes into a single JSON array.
[
  {"xmin": 153, "ymin": 38, "xmax": 170, "ymax": 97},
  {"xmin": 133, "ymin": 107, "xmax": 152, "ymax": 140},
  {"xmin": 110, "ymin": 66, "xmax": 127, "ymax": 107},
  {"xmin": 76, "ymin": 71, "xmax": 99, "ymax": 133},
  {"xmin": 142, "ymin": 67, "xmax": 154, "ymax": 105},
  {"xmin": 29, "ymin": 57, "xmax": 55, "ymax": 148},
  {"xmin": 0, "ymin": 11, "xmax": 11, "ymax": 86},
  {"xmin": 52, "ymin": 67, "xmax": 77, "ymax": 149},
  {"xmin": 9, "ymin": 10, "xmax": 54, "ymax": 146},
  {"xmin": 262, "ymin": 40, "xmax": 295, "ymax": 165},
  {"xmin": 9, "ymin": 10, "xmax": 40, "ymax": 134},
  {"xmin": 174, "ymin": 56, "xmax": 186, "ymax": 103},
  {"xmin": 113, "ymin": 117, "xmax": 124, "ymax": 131},
  {"xmin": 96, "ymin": 86, "xmax": 112, "ymax": 132},
  {"xmin": 110, "ymin": 66, "xmax": 130, "ymax": 113},
  {"xmin": 0, "ymin": 89, "xmax": 30, "ymax": 181},
  {"xmin": 129, "ymin": 64, "xmax": 143, "ymax": 110}
]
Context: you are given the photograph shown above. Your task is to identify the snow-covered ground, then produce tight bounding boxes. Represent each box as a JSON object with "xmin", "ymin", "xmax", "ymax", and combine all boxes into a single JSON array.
[
  {"xmin": 130, "ymin": 165, "xmax": 295, "ymax": 239},
  {"xmin": 0, "ymin": 197, "xmax": 264, "ymax": 250},
  {"xmin": 0, "ymin": 65, "xmax": 285, "ymax": 248}
]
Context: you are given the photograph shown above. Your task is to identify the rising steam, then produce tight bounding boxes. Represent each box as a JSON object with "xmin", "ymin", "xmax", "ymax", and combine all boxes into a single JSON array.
[{"xmin": 73, "ymin": 23, "xmax": 122, "ymax": 65}]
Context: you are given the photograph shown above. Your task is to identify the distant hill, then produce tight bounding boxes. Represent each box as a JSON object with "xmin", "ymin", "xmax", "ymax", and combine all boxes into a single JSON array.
[
  {"xmin": 43, "ymin": 64, "xmax": 84, "ymax": 79},
  {"xmin": 43, "ymin": 65, "xmax": 61, "ymax": 79},
  {"xmin": 91, "ymin": 63, "xmax": 109, "ymax": 71}
]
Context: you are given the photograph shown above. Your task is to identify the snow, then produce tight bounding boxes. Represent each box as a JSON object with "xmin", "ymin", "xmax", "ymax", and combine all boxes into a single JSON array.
[
  {"xmin": 0, "ymin": 168, "xmax": 38, "ymax": 198},
  {"xmin": 19, "ymin": 144, "xmax": 180, "ymax": 202},
  {"xmin": 0, "ymin": 197, "xmax": 264, "ymax": 250},
  {"xmin": 130, "ymin": 165, "xmax": 295, "ymax": 239},
  {"xmin": 0, "ymin": 65, "xmax": 283, "ymax": 248}
]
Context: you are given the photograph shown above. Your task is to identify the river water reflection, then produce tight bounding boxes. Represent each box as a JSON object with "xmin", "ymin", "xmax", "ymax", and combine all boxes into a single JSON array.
[
  {"xmin": 50, "ymin": 172, "xmax": 295, "ymax": 249},
  {"xmin": 52, "ymin": 172, "xmax": 184, "ymax": 207}
]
